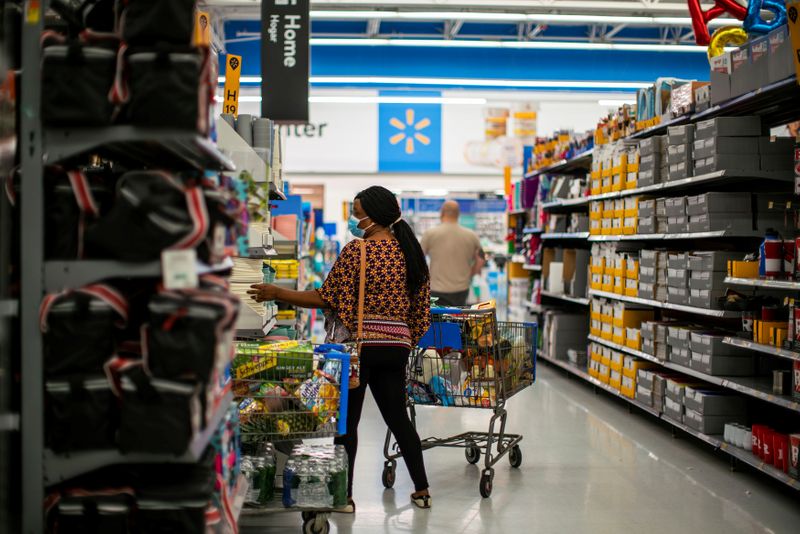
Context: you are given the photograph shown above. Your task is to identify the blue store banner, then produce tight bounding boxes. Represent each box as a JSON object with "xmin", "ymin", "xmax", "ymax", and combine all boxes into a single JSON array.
[{"xmin": 378, "ymin": 92, "xmax": 442, "ymax": 173}]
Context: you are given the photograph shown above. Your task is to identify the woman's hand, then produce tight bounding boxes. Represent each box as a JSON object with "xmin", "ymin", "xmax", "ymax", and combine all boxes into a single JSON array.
[{"xmin": 248, "ymin": 283, "xmax": 280, "ymax": 303}]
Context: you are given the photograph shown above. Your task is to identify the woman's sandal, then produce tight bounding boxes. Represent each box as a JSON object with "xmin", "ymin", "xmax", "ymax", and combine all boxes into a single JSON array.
[
  {"xmin": 410, "ymin": 494, "xmax": 432, "ymax": 509},
  {"xmin": 334, "ymin": 498, "xmax": 356, "ymax": 514}
]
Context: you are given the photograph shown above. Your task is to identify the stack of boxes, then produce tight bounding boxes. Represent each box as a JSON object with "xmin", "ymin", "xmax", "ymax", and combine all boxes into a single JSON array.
[
  {"xmin": 693, "ymin": 116, "xmax": 794, "ymax": 174},
  {"xmin": 667, "ymin": 252, "xmax": 689, "ymax": 306},
  {"xmin": 639, "ymin": 250, "xmax": 667, "ymax": 302},
  {"xmin": 688, "ymin": 250, "xmax": 739, "ymax": 309},
  {"xmin": 684, "ymin": 386, "xmax": 747, "ymax": 435},
  {"xmin": 589, "ymin": 298, "xmax": 653, "ymax": 350},
  {"xmin": 622, "ymin": 356, "xmax": 658, "ymax": 399},
  {"xmin": 666, "ymin": 125, "xmax": 694, "ymax": 182},
  {"xmin": 638, "ymin": 135, "xmax": 666, "ymax": 187},
  {"xmin": 636, "ymin": 370, "xmax": 680, "ymax": 412},
  {"xmin": 589, "ymin": 243, "xmax": 639, "ymax": 297},
  {"xmin": 666, "ymin": 324, "xmax": 694, "ymax": 367},
  {"xmin": 642, "ymin": 321, "xmax": 671, "ymax": 361},
  {"xmin": 689, "ymin": 331, "xmax": 755, "ymax": 376},
  {"xmin": 638, "ymin": 198, "xmax": 656, "ymax": 235},
  {"xmin": 664, "ymin": 377, "xmax": 706, "ymax": 424}
]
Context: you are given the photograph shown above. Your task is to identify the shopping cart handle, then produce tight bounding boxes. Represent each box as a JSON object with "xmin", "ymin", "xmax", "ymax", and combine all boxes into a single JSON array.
[
  {"xmin": 431, "ymin": 307, "xmax": 463, "ymax": 315},
  {"xmin": 315, "ymin": 343, "xmax": 347, "ymax": 353}
]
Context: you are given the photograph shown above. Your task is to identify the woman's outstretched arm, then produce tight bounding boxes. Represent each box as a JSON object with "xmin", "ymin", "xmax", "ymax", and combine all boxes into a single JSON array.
[{"xmin": 248, "ymin": 284, "xmax": 328, "ymax": 309}]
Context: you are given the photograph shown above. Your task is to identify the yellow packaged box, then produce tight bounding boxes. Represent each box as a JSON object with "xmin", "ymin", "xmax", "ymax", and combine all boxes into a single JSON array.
[
  {"xmin": 624, "ymin": 278, "xmax": 638, "ymax": 297},
  {"xmin": 621, "ymin": 375, "xmax": 636, "ymax": 399},
  {"xmin": 622, "ymin": 356, "xmax": 657, "ymax": 379},
  {"xmin": 601, "ymin": 218, "xmax": 613, "ymax": 235},
  {"xmin": 601, "ymin": 322, "xmax": 613, "ymax": 341},
  {"xmin": 612, "ymin": 307, "xmax": 655, "ymax": 328},
  {"xmin": 609, "ymin": 369, "xmax": 623, "ymax": 390},
  {"xmin": 771, "ymin": 327, "xmax": 788, "ymax": 348},
  {"xmin": 601, "ymin": 346, "xmax": 612, "ymax": 366},
  {"xmin": 598, "ymin": 364, "xmax": 611, "ymax": 384},
  {"xmin": 590, "ymin": 218, "xmax": 602, "ymax": 235},
  {"xmin": 591, "ymin": 272, "xmax": 603, "ymax": 289},
  {"xmin": 613, "ymin": 276, "xmax": 624, "ymax": 295},
  {"xmin": 588, "ymin": 359, "xmax": 599, "ymax": 378},
  {"xmin": 728, "ymin": 260, "xmax": 759, "ymax": 279},
  {"xmin": 625, "ymin": 259, "xmax": 639, "ymax": 280},
  {"xmin": 755, "ymin": 320, "xmax": 786, "ymax": 345},
  {"xmin": 590, "ymin": 319, "xmax": 602, "ymax": 337},
  {"xmin": 622, "ymin": 217, "xmax": 637, "ymax": 235},
  {"xmin": 612, "ymin": 326, "xmax": 625, "ymax": 346},
  {"xmin": 625, "ymin": 327, "xmax": 641, "ymax": 350},
  {"xmin": 610, "ymin": 351, "xmax": 625, "ymax": 372}
]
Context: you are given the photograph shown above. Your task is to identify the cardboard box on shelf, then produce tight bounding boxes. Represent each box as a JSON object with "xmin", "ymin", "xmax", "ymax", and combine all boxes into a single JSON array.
[
  {"xmin": 687, "ymin": 212, "xmax": 754, "ymax": 234},
  {"xmin": 688, "ymin": 270, "xmax": 727, "ymax": 291},
  {"xmin": 667, "ymin": 124, "xmax": 695, "ymax": 146},
  {"xmin": 689, "ymin": 251, "xmax": 743, "ymax": 272},
  {"xmin": 768, "ymin": 25, "xmax": 794, "ymax": 83},
  {"xmin": 621, "ymin": 375, "xmax": 636, "ymax": 398},
  {"xmin": 610, "ymin": 369, "xmax": 623, "ymax": 391},
  {"xmin": 694, "ymin": 116, "xmax": 762, "ymax": 139},
  {"xmin": 749, "ymin": 35, "xmax": 770, "ymax": 91},
  {"xmin": 755, "ymin": 320, "xmax": 789, "ymax": 346},
  {"xmin": 730, "ymin": 45, "xmax": 754, "ymax": 97},
  {"xmin": 689, "ymin": 351, "xmax": 755, "ymax": 376},
  {"xmin": 669, "ymin": 346, "xmax": 692, "ymax": 367},
  {"xmin": 690, "ymin": 331, "xmax": 750, "ymax": 357},
  {"xmin": 668, "ymin": 161, "xmax": 690, "ymax": 181},
  {"xmin": 667, "ymin": 267, "xmax": 689, "ymax": 287},
  {"xmin": 684, "ymin": 386, "xmax": 747, "ymax": 415},
  {"xmin": 728, "ymin": 260, "xmax": 759, "ymax": 278},
  {"xmin": 693, "ymin": 153, "xmax": 760, "ymax": 175},
  {"xmin": 688, "ymin": 288, "xmax": 728, "ymax": 309},
  {"xmin": 636, "ymin": 384, "xmax": 654, "ymax": 407},
  {"xmin": 610, "ymin": 350, "xmax": 625, "ymax": 372},
  {"xmin": 709, "ymin": 52, "xmax": 732, "ymax": 105},
  {"xmin": 667, "ymin": 285, "xmax": 689, "ymax": 305},
  {"xmin": 684, "ymin": 408, "xmax": 745, "ymax": 435},
  {"xmin": 625, "ymin": 326, "xmax": 641, "ymax": 348},
  {"xmin": 638, "ymin": 369, "xmax": 655, "ymax": 389},
  {"xmin": 664, "ymin": 396, "xmax": 684, "ymax": 422},
  {"xmin": 693, "ymin": 136, "xmax": 759, "ymax": 160},
  {"xmin": 789, "ymin": 433, "xmax": 800, "ymax": 479},
  {"xmin": 792, "ymin": 361, "xmax": 800, "ymax": 400}
]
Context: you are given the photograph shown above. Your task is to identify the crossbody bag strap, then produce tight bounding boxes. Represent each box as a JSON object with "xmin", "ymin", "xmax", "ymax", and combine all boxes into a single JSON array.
[{"xmin": 356, "ymin": 239, "xmax": 367, "ymax": 343}]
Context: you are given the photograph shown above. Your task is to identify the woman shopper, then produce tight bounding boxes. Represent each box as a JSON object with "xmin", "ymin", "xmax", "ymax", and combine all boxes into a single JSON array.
[{"xmin": 248, "ymin": 186, "xmax": 432, "ymax": 512}]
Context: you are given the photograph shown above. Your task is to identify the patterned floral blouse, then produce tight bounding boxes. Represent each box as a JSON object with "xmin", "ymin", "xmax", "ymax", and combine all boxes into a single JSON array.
[{"xmin": 317, "ymin": 239, "xmax": 431, "ymax": 348}]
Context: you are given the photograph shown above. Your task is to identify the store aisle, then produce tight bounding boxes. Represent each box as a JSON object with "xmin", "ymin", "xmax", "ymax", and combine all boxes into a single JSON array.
[{"xmin": 242, "ymin": 365, "xmax": 800, "ymax": 534}]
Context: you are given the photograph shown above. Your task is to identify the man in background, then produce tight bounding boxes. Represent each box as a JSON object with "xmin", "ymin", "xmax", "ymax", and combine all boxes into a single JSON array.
[{"xmin": 421, "ymin": 200, "xmax": 485, "ymax": 306}]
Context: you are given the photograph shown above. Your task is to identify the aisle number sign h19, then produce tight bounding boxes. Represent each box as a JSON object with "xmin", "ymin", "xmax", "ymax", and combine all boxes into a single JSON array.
[
  {"xmin": 223, "ymin": 54, "xmax": 242, "ymax": 117},
  {"xmin": 261, "ymin": 0, "xmax": 310, "ymax": 123}
]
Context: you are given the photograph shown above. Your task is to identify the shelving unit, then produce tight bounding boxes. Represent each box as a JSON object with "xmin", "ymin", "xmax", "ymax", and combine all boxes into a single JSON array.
[
  {"xmin": 43, "ymin": 390, "xmax": 234, "ymax": 485},
  {"xmin": 540, "ymin": 291, "xmax": 589, "ymax": 306},
  {"xmin": 524, "ymin": 148, "xmax": 594, "ymax": 179},
  {"xmin": 588, "ymin": 289, "xmax": 742, "ymax": 318},
  {"xmin": 541, "ymin": 232, "xmax": 590, "ymax": 240},
  {"xmin": 587, "ymin": 335, "xmax": 800, "ymax": 412},
  {"xmin": 589, "ymin": 230, "xmax": 764, "ymax": 242},
  {"xmin": 540, "ymin": 350, "xmax": 800, "ymax": 490},
  {"xmin": 723, "ymin": 336, "xmax": 800, "ymax": 363},
  {"xmin": 725, "ymin": 277, "xmax": 800, "ymax": 290}
]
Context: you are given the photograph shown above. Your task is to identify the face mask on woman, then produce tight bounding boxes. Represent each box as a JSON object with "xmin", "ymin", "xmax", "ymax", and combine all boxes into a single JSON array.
[{"xmin": 348, "ymin": 214, "xmax": 374, "ymax": 238}]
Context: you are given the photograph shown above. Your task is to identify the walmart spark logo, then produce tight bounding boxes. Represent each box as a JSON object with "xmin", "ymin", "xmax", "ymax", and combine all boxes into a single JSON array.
[
  {"xmin": 379, "ymin": 96, "xmax": 441, "ymax": 172},
  {"xmin": 389, "ymin": 109, "xmax": 432, "ymax": 155}
]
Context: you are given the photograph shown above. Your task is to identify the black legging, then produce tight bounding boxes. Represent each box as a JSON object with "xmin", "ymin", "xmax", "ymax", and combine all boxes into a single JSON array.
[{"xmin": 334, "ymin": 345, "xmax": 429, "ymax": 497}]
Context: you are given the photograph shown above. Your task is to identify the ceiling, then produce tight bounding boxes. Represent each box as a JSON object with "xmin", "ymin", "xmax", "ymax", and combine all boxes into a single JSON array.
[{"xmin": 201, "ymin": 1, "xmax": 733, "ymax": 47}]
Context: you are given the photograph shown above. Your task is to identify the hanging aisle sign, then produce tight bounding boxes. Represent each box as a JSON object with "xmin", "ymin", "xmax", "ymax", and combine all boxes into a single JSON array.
[
  {"xmin": 223, "ymin": 54, "xmax": 242, "ymax": 116},
  {"xmin": 261, "ymin": 0, "xmax": 310, "ymax": 123}
]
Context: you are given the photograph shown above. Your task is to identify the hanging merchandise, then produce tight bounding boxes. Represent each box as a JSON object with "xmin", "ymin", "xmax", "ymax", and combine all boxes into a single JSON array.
[
  {"xmin": 687, "ymin": 0, "xmax": 748, "ymax": 46},
  {"xmin": 744, "ymin": 0, "xmax": 788, "ymax": 37},
  {"xmin": 118, "ymin": 0, "xmax": 198, "ymax": 46},
  {"xmin": 84, "ymin": 171, "xmax": 210, "ymax": 262},
  {"xmin": 707, "ymin": 26, "xmax": 749, "ymax": 58}
]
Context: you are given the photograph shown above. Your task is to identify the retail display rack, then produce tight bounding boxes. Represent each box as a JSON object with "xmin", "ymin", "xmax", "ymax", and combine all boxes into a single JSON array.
[{"xmin": 508, "ymin": 70, "xmax": 800, "ymax": 491}]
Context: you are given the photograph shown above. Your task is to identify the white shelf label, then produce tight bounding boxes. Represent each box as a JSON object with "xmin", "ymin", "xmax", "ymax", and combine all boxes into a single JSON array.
[{"xmin": 162, "ymin": 249, "xmax": 199, "ymax": 290}]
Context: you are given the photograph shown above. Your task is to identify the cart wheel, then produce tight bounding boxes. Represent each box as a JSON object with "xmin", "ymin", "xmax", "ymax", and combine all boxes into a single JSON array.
[
  {"xmin": 509, "ymin": 445, "xmax": 522, "ymax": 468},
  {"xmin": 479, "ymin": 472, "xmax": 493, "ymax": 498},
  {"xmin": 301, "ymin": 512, "xmax": 314, "ymax": 522},
  {"xmin": 465, "ymin": 444, "xmax": 481, "ymax": 465},
  {"xmin": 302, "ymin": 516, "xmax": 330, "ymax": 534},
  {"xmin": 381, "ymin": 462, "xmax": 396, "ymax": 488}
]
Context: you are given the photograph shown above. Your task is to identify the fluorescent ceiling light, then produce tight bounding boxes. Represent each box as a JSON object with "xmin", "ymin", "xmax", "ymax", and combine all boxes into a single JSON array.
[
  {"xmin": 308, "ymin": 77, "xmax": 650, "ymax": 90},
  {"xmin": 222, "ymin": 94, "xmax": 488, "ymax": 105},
  {"xmin": 598, "ymin": 99, "xmax": 636, "ymax": 106},
  {"xmin": 308, "ymin": 37, "xmax": 712, "ymax": 53},
  {"xmin": 218, "ymin": 75, "xmax": 648, "ymax": 89},
  {"xmin": 309, "ymin": 10, "xmax": 739, "ymax": 28}
]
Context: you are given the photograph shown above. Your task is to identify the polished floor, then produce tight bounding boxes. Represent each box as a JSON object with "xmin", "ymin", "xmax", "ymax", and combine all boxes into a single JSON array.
[{"xmin": 242, "ymin": 364, "xmax": 800, "ymax": 533}]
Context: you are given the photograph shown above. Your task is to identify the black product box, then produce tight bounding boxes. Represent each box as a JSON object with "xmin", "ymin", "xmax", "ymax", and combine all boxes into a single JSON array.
[
  {"xmin": 689, "ymin": 331, "xmax": 749, "ymax": 356},
  {"xmin": 638, "ymin": 216, "xmax": 657, "ymax": 235},
  {"xmin": 769, "ymin": 26, "xmax": 795, "ymax": 83},
  {"xmin": 690, "ymin": 352, "xmax": 755, "ymax": 376},
  {"xmin": 684, "ymin": 408, "xmax": 745, "ymax": 435},
  {"xmin": 667, "ymin": 285, "xmax": 688, "ymax": 305},
  {"xmin": 637, "ymin": 369, "xmax": 655, "ymax": 390},
  {"xmin": 686, "ymin": 192, "xmax": 752, "ymax": 216},
  {"xmin": 663, "ymin": 396, "xmax": 684, "ymax": 422},
  {"xmin": 639, "ymin": 199, "xmax": 656, "ymax": 218},
  {"xmin": 684, "ymin": 386, "xmax": 747, "ymax": 415},
  {"xmin": 694, "ymin": 153, "xmax": 759, "ymax": 175},
  {"xmin": 759, "ymin": 136, "xmax": 795, "ymax": 155},
  {"xmin": 667, "ymin": 325, "xmax": 692, "ymax": 349},
  {"xmin": 693, "ymin": 136, "xmax": 759, "ymax": 160},
  {"xmin": 639, "ymin": 136, "xmax": 665, "ymax": 157},
  {"xmin": 710, "ymin": 53, "xmax": 732, "ymax": 105},
  {"xmin": 669, "ymin": 346, "xmax": 692, "ymax": 368},
  {"xmin": 667, "ymin": 267, "xmax": 688, "ymax": 287},
  {"xmin": 637, "ymin": 168, "xmax": 661, "ymax": 187},
  {"xmin": 667, "ymin": 125, "xmax": 695, "ymax": 146},
  {"xmin": 636, "ymin": 386, "xmax": 654, "ymax": 407},
  {"xmin": 668, "ymin": 161, "xmax": 690, "ymax": 181},
  {"xmin": 761, "ymin": 153, "xmax": 794, "ymax": 171},
  {"xmin": 667, "ymin": 216, "xmax": 688, "ymax": 234},
  {"xmin": 688, "ymin": 251, "xmax": 743, "ymax": 271},
  {"xmin": 731, "ymin": 46, "xmax": 754, "ymax": 98},
  {"xmin": 688, "ymin": 288, "xmax": 728, "ymax": 309},
  {"xmin": 749, "ymin": 35, "xmax": 770, "ymax": 91},
  {"xmin": 667, "ymin": 143, "xmax": 692, "ymax": 165},
  {"xmin": 688, "ymin": 270, "xmax": 727, "ymax": 291},
  {"xmin": 665, "ymin": 197, "xmax": 687, "ymax": 218},
  {"xmin": 667, "ymin": 252, "xmax": 688, "ymax": 269},
  {"xmin": 639, "ymin": 152, "xmax": 661, "ymax": 171},
  {"xmin": 688, "ymin": 212, "xmax": 754, "ymax": 232},
  {"xmin": 638, "ymin": 282, "xmax": 656, "ymax": 301},
  {"xmin": 695, "ymin": 116, "xmax": 762, "ymax": 139}
]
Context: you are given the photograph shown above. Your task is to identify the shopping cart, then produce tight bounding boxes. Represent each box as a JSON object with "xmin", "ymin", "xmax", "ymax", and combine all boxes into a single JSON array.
[
  {"xmin": 233, "ymin": 342, "xmax": 351, "ymax": 534},
  {"xmin": 382, "ymin": 307, "xmax": 537, "ymax": 498}
]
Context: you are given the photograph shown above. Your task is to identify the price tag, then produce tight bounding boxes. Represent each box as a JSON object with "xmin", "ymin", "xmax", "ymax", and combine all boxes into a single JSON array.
[{"xmin": 161, "ymin": 249, "xmax": 199, "ymax": 290}]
